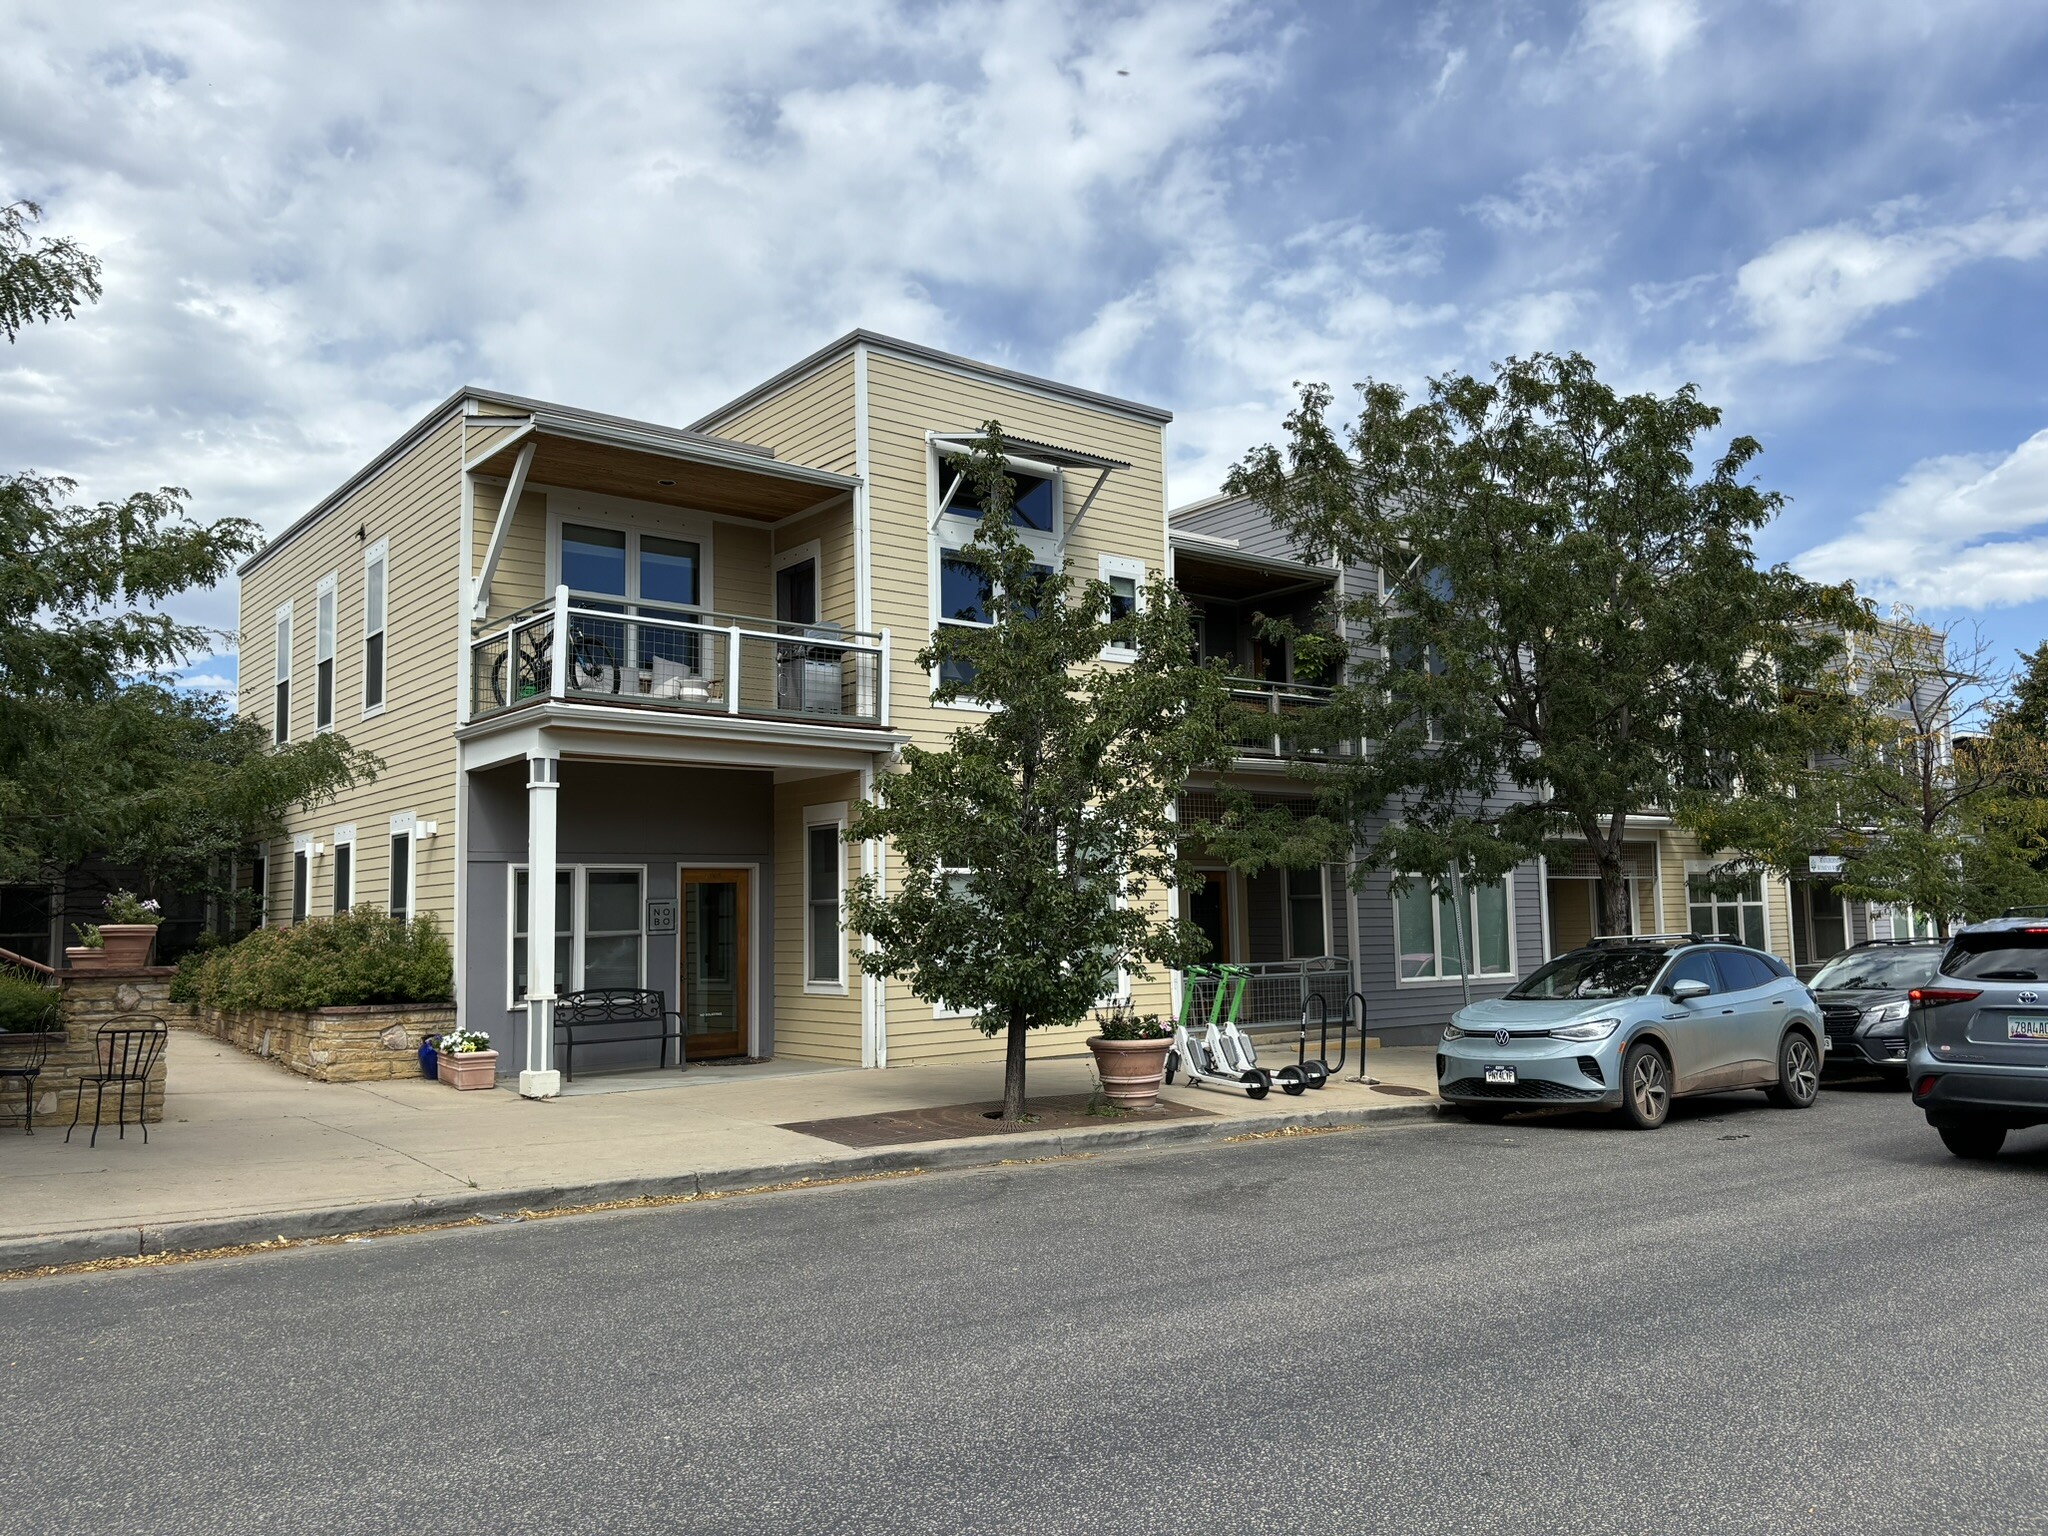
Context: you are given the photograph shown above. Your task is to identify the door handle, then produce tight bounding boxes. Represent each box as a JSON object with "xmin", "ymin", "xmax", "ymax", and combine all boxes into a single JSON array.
[{"xmin": 1770, "ymin": 999, "xmax": 1786, "ymax": 1006}]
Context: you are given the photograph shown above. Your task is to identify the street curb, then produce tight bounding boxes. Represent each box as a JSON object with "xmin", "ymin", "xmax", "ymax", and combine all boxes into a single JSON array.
[{"xmin": 0, "ymin": 1096, "xmax": 1445, "ymax": 1275}]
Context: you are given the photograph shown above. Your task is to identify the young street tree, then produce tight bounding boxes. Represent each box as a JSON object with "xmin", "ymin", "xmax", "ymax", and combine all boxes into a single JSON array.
[
  {"xmin": 0, "ymin": 201, "xmax": 377, "ymax": 901},
  {"xmin": 1683, "ymin": 616, "xmax": 2048, "ymax": 925},
  {"xmin": 1224, "ymin": 352, "xmax": 1864, "ymax": 937},
  {"xmin": 843, "ymin": 425, "xmax": 1235, "ymax": 1120}
]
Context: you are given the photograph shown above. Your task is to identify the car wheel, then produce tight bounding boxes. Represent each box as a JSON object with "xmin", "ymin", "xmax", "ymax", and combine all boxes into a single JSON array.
[
  {"xmin": 1766, "ymin": 1031, "xmax": 1821, "ymax": 1108},
  {"xmin": 1938, "ymin": 1123, "xmax": 2007, "ymax": 1161},
  {"xmin": 1620, "ymin": 1042, "xmax": 1670, "ymax": 1129}
]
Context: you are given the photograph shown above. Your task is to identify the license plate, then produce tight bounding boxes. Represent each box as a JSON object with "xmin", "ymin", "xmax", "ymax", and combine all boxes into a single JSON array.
[
  {"xmin": 1484, "ymin": 1065, "xmax": 1517, "ymax": 1085},
  {"xmin": 2008, "ymin": 1017, "xmax": 2048, "ymax": 1041}
]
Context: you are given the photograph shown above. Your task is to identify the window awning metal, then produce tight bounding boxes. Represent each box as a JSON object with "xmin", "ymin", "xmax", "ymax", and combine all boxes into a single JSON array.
[{"xmin": 927, "ymin": 432, "xmax": 1130, "ymax": 541}]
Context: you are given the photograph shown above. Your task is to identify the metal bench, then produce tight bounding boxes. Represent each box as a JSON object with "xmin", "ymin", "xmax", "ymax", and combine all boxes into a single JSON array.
[{"xmin": 553, "ymin": 989, "xmax": 684, "ymax": 1083}]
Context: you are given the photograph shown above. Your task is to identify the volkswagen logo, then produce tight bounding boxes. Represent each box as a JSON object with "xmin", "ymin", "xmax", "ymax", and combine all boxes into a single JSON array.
[
  {"xmin": 1494, "ymin": 1029, "xmax": 1510, "ymax": 1046},
  {"xmin": 2020, "ymin": 991, "xmax": 2039, "ymax": 1005}
]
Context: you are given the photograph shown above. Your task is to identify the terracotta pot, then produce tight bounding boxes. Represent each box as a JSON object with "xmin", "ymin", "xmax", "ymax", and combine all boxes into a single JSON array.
[
  {"xmin": 64, "ymin": 946, "xmax": 110, "ymax": 972},
  {"xmin": 96, "ymin": 924, "xmax": 159, "ymax": 968},
  {"xmin": 1087, "ymin": 1035, "xmax": 1174, "ymax": 1109},
  {"xmin": 437, "ymin": 1048, "xmax": 500, "ymax": 1090}
]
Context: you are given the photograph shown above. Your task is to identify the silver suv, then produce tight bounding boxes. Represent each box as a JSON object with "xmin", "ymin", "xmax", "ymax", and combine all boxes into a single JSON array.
[{"xmin": 1907, "ymin": 913, "xmax": 2048, "ymax": 1159}]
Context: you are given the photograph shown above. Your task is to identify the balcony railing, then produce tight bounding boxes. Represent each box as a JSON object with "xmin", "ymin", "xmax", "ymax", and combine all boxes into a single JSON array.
[
  {"xmin": 1227, "ymin": 678, "xmax": 1353, "ymax": 759},
  {"xmin": 471, "ymin": 589, "xmax": 889, "ymax": 728}
]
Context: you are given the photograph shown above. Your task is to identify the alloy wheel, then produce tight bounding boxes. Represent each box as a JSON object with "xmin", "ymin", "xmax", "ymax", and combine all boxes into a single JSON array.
[
  {"xmin": 1630, "ymin": 1050, "xmax": 1669, "ymax": 1125},
  {"xmin": 1785, "ymin": 1037, "xmax": 1819, "ymax": 1104}
]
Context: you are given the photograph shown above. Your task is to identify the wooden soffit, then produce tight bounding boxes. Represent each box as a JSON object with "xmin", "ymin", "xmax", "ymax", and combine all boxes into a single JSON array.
[{"xmin": 470, "ymin": 430, "xmax": 852, "ymax": 522}]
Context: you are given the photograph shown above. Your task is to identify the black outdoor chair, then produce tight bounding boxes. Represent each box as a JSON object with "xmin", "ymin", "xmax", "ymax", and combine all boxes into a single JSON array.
[
  {"xmin": 0, "ymin": 1028, "xmax": 54, "ymax": 1135},
  {"xmin": 67, "ymin": 1017, "xmax": 169, "ymax": 1147},
  {"xmin": 553, "ymin": 989, "xmax": 684, "ymax": 1083}
]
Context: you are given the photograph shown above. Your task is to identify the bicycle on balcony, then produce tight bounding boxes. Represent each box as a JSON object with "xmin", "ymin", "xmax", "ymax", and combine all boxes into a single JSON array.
[{"xmin": 489, "ymin": 621, "xmax": 624, "ymax": 708}]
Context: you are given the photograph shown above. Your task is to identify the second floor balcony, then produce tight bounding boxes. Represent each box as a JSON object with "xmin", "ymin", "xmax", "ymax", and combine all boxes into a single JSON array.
[
  {"xmin": 1226, "ymin": 676, "xmax": 1354, "ymax": 761},
  {"xmin": 471, "ymin": 590, "xmax": 890, "ymax": 730}
]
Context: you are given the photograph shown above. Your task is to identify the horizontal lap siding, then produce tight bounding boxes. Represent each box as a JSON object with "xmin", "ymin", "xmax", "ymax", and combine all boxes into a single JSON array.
[
  {"xmin": 773, "ymin": 507, "xmax": 858, "ymax": 634},
  {"xmin": 700, "ymin": 356, "xmax": 858, "ymax": 478},
  {"xmin": 773, "ymin": 773, "xmax": 864, "ymax": 1064},
  {"xmin": 863, "ymin": 353, "xmax": 1174, "ymax": 1063},
  {"xmin": 238, "ymin": 416, "xmax": 465, "ymax": 932},
  {"xmin": 473, "ymin": 484, "xmax": 549, "ymax": 622}
]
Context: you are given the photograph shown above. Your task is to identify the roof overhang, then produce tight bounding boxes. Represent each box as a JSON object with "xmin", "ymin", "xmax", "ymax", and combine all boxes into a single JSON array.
[
  {"xmin": 1171, "ymin": 542, "xmax": 1337, "ymax": 603},
  {"xmin": 929, "ymin": 432, "xmax": 1131, "ymax": 475}
]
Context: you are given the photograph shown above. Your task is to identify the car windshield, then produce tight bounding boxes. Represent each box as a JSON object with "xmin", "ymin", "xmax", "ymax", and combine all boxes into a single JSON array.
[
  {"xmin": 1508, "ymin": 948, "xmax": 1668, "ymax": 1000},
  {"xmin": 1943, "ymin": 930, "xmax": 2048, "ymax": 982},
  {"xmin": 1809, "ymin": 947, "xmax": 1942, "ymax": 991}
]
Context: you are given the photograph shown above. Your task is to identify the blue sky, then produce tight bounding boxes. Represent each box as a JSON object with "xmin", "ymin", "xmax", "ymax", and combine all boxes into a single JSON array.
[{"xmin": 3, "ymin": 0, "xmax": 2047, "ymax": 698}]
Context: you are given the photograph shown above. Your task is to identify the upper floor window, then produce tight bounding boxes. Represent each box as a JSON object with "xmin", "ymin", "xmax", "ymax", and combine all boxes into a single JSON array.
[
  {"xmin": 315, "ymin": 574, "xmax": 336, "ymax": 731},
  {"xmin": 272, "ymin": 604, "xmax": 293, "ymax": 745},
  {"xmin": 558, "ymin": 520, "xmax": 706, "ymax": 677},
  {"xmin": 937, "ymin": 454, "xmax": 1061, "ymax": 533},
  {"xmin": 363, "ymin": 541, "xmax": 387, "ymax": 713},
  {"xmin": 1100, "ymin": 554, "xmax": 1145, "ymax": 657}
]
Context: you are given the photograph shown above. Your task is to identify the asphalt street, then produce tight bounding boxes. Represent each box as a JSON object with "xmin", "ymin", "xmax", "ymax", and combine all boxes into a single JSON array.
[{"xmin": 2, "ymin": 1079, "xmax": 2044, "ymax": 1536}]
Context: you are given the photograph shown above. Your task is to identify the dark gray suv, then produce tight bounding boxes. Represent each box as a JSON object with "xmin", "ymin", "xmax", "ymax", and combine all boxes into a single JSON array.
[
  {"xmin": 1810, "ymin": 939, "xmax": 1945, "ymax": 1083},
  {"xmin": 1907, "ymin": 914, "xmax": 2048, "ymax": 1159}
]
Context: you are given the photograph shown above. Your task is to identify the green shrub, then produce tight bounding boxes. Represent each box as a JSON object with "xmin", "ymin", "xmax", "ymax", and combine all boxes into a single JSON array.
[
  {"xmin": 176, "ymin": 909, "xmax": 454, "ymax": 1011},
  {"xmin": 0, "ymin": 972, "xmax": 62, "ymax": 1031}
]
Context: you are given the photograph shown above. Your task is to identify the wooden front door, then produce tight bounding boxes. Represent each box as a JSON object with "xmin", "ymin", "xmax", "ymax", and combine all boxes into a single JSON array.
[{"xmin": 680, "ymin": 868, "xmax": 750, "ymax": 1060}]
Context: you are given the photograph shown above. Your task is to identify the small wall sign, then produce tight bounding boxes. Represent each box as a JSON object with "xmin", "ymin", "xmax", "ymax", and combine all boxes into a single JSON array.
[
  {"xmin": 1808, "ymin": 855, "xmax": 1846, "ymax": 875},
  {"xmin": 647, "ymin": 898, "xmax": 677, "ymax": 935}
]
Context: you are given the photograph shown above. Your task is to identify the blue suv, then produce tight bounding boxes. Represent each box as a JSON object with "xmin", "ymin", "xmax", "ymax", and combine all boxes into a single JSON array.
[{"xmin": 1438, "ymin": 935, "xmax": 1825, "ymax": 1129}]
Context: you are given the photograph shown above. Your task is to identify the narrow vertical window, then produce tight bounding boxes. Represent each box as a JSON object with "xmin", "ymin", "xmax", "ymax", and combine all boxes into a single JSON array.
[
  {"xmin": 1286, "ymin": 867, "xmax": 1326, "ymax": 959},
  {"xmin": 806, "ymin": 819, "xmax": 844, "ymax": 986},
  {"xmin": 332, "ymin": 825, "xmax": 355, "ymax": 913},
  {"xmin": 583, "ymin": 869, "xmax": 645, "ymax": 989},
  {"xmin": 248, "ymin": 856, "xmax": 266, "ymax": 932},
  {"xmin": 273, "ymin": 604, "xmax": 293, "ymax": 744},
  {"xmin": 291, "ymin": 841, "xmax": 310, "ymax": 924},
  {"xmin": 512, "ymin": 869, "xmax": 575, "ymax": 1003},
  {"xmin": 362, "ymin": 541, "xmax": 387, "ymax": 712},
  {"xmin": 388, "ymin": 814, "xmax": 414, "ymax": 924},
  {"xmin": 315, "ymin": 574, "xmax": 336, "ymax": 730}
]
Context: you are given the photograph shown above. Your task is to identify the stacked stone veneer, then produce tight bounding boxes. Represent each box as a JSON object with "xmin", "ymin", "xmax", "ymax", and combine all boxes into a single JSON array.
[
  {"xmin": 5, "ymin": 972, "xmax": 182, "ymax": 1129},
  {"xmin": 195, "ymin": 1001, "xmax": 456, "ymax": 1082}
]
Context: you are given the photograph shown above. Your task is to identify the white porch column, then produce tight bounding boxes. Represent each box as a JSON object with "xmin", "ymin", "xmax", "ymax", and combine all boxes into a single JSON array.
[{"xmin": 521, "ymin": 750, "xmax": 563, "ymax": 1100}]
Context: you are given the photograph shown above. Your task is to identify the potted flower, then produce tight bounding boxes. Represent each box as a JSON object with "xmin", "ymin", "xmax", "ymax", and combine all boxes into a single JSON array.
[
  {"xmin": 1087, "ymin": 1004, "xmax": 1175, "ymax": 1109},
  {"xmin": 96, "ymin": 892, "xmax": 163, "ymax": 968},
  {"xmin": 434, "ymin": 1026, "xmax": 499, "ymax": 1090}
]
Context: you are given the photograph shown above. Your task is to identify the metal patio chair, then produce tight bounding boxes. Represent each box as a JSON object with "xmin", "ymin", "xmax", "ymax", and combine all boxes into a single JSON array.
[
  {"xmin": 0, "ymin": 1027, "xmax": 55, "ymax": 1134},
  {"xmin": 67, "ymin": 1017, "xmax": 169, "ymax": 1147}
]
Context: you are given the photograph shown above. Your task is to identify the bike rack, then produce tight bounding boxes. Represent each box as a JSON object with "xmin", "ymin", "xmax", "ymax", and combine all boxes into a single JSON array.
[{"xmin": 1347, "ymin": 992, "xmax": 1378, "ymax": 1085}]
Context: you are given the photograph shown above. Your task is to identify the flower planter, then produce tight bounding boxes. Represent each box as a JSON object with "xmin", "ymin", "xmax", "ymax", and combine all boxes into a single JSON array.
[
  {"xmin": 96, "ymin": 924, "xmax": 159, "ymax": 969},
  {"xmin": 437, "ymin": 1048, "xmax": 499, "ymax": 1090},
  {"xmin": 1086, "ymin": 1035, "xmax": 1174, "ymax": 1109},
  {"xmin": 64, "ymin": 946, "xmax": 110, "ymax": 973}
]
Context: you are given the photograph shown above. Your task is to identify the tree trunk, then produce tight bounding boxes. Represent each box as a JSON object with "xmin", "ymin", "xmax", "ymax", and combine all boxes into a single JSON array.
[
  {"xmin": 1598, "ymin": 861, "xmax": 1632, "ymax": 938},
  {"xmin": 1001, "ymin": 1006, "xmax": 1029, "ymax": 1120}
]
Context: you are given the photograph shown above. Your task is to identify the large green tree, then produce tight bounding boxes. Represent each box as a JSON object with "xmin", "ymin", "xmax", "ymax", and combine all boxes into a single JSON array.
[
  {"xmin": 0, "ymin": 200, "xmax": 376, "ymax": 902},
  {"xmin": 1223, "ymin": 352, "xmax": 1865, "ymax": 937},
  {"xmin": 843, "ymin": 425, "xmax": 1235, "ymax": 1119}
]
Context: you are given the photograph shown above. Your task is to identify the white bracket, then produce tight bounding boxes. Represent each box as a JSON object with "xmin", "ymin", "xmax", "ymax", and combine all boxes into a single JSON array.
[{"xmin": 471, "ymin": 441, "xmax": 536, "ymax": 623}]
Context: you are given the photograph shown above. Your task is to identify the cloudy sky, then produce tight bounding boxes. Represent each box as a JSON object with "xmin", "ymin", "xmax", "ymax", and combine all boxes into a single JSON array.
[{"xmin": 4, "ymin": 0, "xmax": 2047, "ymax": 695}]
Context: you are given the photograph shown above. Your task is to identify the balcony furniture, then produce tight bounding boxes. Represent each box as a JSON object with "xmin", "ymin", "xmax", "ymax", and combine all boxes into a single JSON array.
[
  {"xmin": 66, "ymin": 1017, "xmax": 169, "ymax": 1147},
  {"xmin": 0, "ymin": 1029, "xmax": 55, "ymax": 1134},
  {"xmin": 554, "ymin": 988, "xmax": 685, "ymax": 1083},
  {"xmin": 777, "ymin": 623, "xmax": 846, "ymax": 716},
  {"xmin": 648, "ymin": 655, "xmax": 721, "ymax": 705}
]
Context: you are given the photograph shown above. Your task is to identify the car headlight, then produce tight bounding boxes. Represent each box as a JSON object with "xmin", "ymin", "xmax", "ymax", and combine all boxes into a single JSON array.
[
  {"xmin": 1553, "ymin": 1016, "xmax": 1621, "ymax": 1043},
  {"xmin": 1863, "ymin": 1000, "xmax": 1911, "ymax": 1028},
  {"xmin": 1442, "ymin": 1024, "xmax": 1467, "ymax": 1041}
]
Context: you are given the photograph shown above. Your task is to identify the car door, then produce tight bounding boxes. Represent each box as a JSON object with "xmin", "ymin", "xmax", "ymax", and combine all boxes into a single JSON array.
[
  {"xmin": 1654, "ymin": 950, "xmax": 1729, "ymax": 1090},
  {"xmin": 1709, "ymin": 949, "xmax": 1782, "ymax": 1084}
]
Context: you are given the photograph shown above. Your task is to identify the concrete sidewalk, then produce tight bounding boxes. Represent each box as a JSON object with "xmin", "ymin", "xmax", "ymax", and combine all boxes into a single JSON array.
[{"xmin": 0, "ymin": 1027, "xmax": 1442, "ymax": 1269}]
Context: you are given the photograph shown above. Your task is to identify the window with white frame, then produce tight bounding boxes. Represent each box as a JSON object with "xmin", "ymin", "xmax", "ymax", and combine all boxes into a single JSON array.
[
  {"xmin": 932, "ymin": 444, "xmax": 1063, "ymax": 697},
  {"xmin": 1687, "ymin": 870, "xmax": 1767, "ymax": 948},
  {"xmin": 805, "ymin": 805, "xmax": 846, "ymax": 990},
  {"xmin": 314, "ymin": 575, "xmax": 336, "ymax": 731},
  {"xmin": 290, "ymin": 835, "xmax": 310, "ymax": 924},
  {"xmin": 273, "ymin": 604, "xmax": 293, "ymax": 744},
  {"xmin": 388, "ymin": 812, "xmax": 416, "ymax": 923},
  {"xmin": 1395, "ymin": 874, "xmax": 1512, "ymax": 980},
  {"xmin": 362, "ymin": 540, "xmax": 387, "ymax": 713},
  {"xmin": 555, "ymin": 517, "xmax": 708, "ymax": 681},
  {"xmin": 1870, "ymin": 903, "xmax": 1939, "ymax": 940},
  {"xmin": 1286, "ymin": 866, "xmax": 1328, "ymax": 959},
  {"xmin": 509, "ymin": 866, "xmax": 646, "ymax": 1004},
  {"xmin": 332, "ymin": 824, "xmax": 355, "ymax": 912},
  {"xmin": 1099, "ymin": 553, "xmax": 1145, "ymax": 655}
]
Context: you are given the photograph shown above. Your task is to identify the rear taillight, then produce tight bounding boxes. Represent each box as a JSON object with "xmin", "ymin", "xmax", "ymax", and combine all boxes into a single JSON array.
[
  {"xmin": 1910, "ymin": 988, "xmax": 1982, "ymax": 1005},
  {"xmin": 1915, "ymin": 1076, "xmax": 1938, "ymax": 1099}
]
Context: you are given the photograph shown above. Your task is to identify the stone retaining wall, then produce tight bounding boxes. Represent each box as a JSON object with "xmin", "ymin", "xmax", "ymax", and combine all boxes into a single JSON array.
[
  {"xmin": 195, "ymin": 1001, "xmax": 456, "ymax": 1082},
  {"xmin": 0, "ymin": 971, "xmax": 181, "ymax": 1130}
]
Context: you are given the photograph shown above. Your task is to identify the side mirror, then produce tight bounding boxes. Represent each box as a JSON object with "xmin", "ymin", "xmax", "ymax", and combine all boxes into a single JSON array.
[{"xmin": 1669, "ymin": 978, "xmax": 1711, "ymax": 1003}]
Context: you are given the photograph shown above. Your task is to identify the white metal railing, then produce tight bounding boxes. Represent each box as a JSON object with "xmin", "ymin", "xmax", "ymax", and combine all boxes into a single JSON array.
[
  {"xmin": 472, "ymin": 587, "xmax": 889, "ymax": 728},
  {"xmin": 1226, "ymin": 677, "xmax": 1352, "ymax": 759}
]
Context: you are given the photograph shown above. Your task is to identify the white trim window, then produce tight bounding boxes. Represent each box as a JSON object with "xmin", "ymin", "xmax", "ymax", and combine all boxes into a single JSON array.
[
  {"xmin": 314, "ymin": 574, "xmax": 337, "ymax": 732},
  {"xmin": 804, "ymin": 802, "xmax": 848, "ymax": 993},
  {"xmin": 362, "ymin": 540, "xmax": 388, "ymax": 715},
  {"xmin": 1099, "ymin": 553, "xmax": 1146, "ymax": 657},
  {"xmin": 1395, "ymin": 874, "xmax": 1513, "ymax": 981},
  {"xmin": 273, "ymin": 603, "xmax": 293, "ymax": 745},
  {"xmin": 332, "ymin": 823, "xmax": 356, "ymax": 912},
  {"xmin": 1870, "ymin": 903, "xmax": 1939, "ymax": 941},
  {"xmin": 549, "ymin": 505, "xmax": 713, "ymax": 682},
  {"xmin": 509, "ymin": 865, "xmax": 647, "ymax": 1005},
  {"xmin": 290, "ymin": 835, "xmax": 311, "ymax": 924},
  {"xmin": 388, "ymin": 812, "xmax": 416, "ymax": 924},
  {"xmin": 1285, "ymin": 866, "xmax": 1328, "ymax": 960},
  {"xmin": 1687, "ymin": 869, "xmax": 1768, "ymax": 949},
  {"xmin": 930, "ymin": 443, "xmax": 1063, "ymax": 699}
]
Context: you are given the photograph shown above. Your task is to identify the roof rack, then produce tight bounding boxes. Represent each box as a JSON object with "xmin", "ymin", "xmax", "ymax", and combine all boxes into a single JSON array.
[
  {"xmin": 1855, "ymin": 937, "xmax": 1941, "ymax": 947},
  {"xmin": 1588, "ymin": 933, "xmax": 1703, "ymax": 946},
  {"xmin": 2002, "ymin": 906, "xmax": 2048, "ymax": 918}
]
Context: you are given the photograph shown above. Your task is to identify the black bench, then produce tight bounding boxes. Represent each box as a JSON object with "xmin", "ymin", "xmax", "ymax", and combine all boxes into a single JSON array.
[{"xmin": 553, "ymin": 989, "xmax": 684, "ymax": 1082}]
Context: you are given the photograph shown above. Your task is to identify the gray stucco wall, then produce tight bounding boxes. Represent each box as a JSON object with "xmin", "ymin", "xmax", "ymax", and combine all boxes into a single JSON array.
[{"xmin": 463, "ymin": 761, "xmax": 776, "ymax": 1073}]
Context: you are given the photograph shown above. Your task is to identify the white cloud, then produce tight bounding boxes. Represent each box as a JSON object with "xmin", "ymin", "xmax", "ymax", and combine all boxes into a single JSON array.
[
  {"xmin": 1578, "ymin": 0, "xmax": 1702, "ymax": 73},
  {"xmin": 1733, "ymin": 209, "xmax": 2048, "ymax": 365},
  {"xmin": 1466, "ymin": 153, "xmax": 1650, "ymax": 234},
  {"xmin": 1797, "ymin": 429, "xmax": 2048, "ymax": 608}
]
